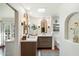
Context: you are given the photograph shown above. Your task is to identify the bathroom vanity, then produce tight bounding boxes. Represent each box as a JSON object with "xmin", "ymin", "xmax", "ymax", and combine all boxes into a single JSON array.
[
  {"xmin": 21, "ymin": 37, "xmax": 37, "ymax": 56},
  {"xmin": 37, "ymin": 36, "xmax": 52, "ymax": 49},
  {"xmin": 21, "ymin": 34, "xmax": 53, "ymax": 56}
]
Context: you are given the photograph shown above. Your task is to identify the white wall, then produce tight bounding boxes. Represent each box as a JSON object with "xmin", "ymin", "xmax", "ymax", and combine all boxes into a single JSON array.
[{"xmin": 51, "ymin": 15, "xmax": 60, "ymax": 49}]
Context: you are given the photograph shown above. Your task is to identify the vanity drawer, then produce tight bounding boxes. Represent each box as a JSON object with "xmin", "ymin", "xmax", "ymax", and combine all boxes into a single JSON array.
[{"xmin": 37, "ymin": 36, "xmax": 52, "ymax": 48}]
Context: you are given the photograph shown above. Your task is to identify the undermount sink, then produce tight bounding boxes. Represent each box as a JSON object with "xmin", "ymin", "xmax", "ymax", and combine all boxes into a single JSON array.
[
  {"xmin": 26, "ymin": 38, "xmax": 37, "ymax": 42},
  {"xmin": 26, "ymin": 36, "xmax": 37, "ymax": 42},
  {"xmin": 28, "ymin": 36, "xmax": 36, "ymax": 38}
]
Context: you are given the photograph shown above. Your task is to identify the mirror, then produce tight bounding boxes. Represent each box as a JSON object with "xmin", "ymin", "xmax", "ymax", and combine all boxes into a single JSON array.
[
  {"xmin": 22, "ymin": 13, "xmax": 28, "ymax": 35},
  {"xmin": 41, "ymin": 19, "xmax": 48, "ymax": 33}
]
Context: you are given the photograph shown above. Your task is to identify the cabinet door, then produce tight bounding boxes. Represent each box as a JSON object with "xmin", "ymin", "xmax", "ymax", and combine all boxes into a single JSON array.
[
  {"xmin": 37, "ymin": 37, "xmax": 52, "ymax": 48},
  {"xmin": 21, "ymin": 42, "xmax": 37, "ymax": 56}
]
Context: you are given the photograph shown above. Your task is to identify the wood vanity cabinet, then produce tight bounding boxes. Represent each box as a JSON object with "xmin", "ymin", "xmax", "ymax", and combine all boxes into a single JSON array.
[
  {"xmin": 21, "ymin": 42, "xmax": 37, "ymax": 56},
  {"xmin": 37, "ymin": 36, "xmax": 52, "ymax": 49}
]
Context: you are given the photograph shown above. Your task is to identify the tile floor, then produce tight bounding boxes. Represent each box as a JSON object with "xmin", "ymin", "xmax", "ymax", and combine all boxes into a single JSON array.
[
  {"xmin": 0, "ymin": 48, "xmax": 5, "ymax": 56},
  {"xmin": 0, "ymin": 48, "xmax": 59, "ymax": 56},
  {"xmin": 37, "ymin": 50, "xmax": 59, "ymax": 56}
]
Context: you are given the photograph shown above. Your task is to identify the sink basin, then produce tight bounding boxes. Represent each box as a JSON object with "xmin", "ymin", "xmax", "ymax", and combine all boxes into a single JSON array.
[
  {"xmin": 26, "ymin": 36, "xmax": 37, "ymax": 42},
  {"xmin": 28, "ymin": 36, "xmax": 36, "ymax": 38}
]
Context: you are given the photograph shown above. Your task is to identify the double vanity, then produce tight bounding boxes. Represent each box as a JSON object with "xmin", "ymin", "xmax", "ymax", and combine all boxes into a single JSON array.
[{"xmin": 21, "ymin": 34, "xmax": 52, "ymax": 56}]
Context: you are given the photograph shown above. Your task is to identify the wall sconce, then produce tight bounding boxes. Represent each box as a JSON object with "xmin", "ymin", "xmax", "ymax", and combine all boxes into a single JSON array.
[
  {"xmin": 38, "ymin": 26, "xmax": 40, "ymax": 28},
  {"xmin": 70, "ymin": 28, "xmax": 73, "ymax": 30},
  {"xmin": 48, "ymin": 26, "xmax": 50, "ymax": 28},
  {"xmin": 21, "ymin": 22, "xmax": 24, "ymax": 25},
  {"xmin": 74, "ymin": 22, "xmax": 78, "ymax": 27},
  {"xmin": 21, "ymin": 21, "xmax": 25, "ymax": 26}
]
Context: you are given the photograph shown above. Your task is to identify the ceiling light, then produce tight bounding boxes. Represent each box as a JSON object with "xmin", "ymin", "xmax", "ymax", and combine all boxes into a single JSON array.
[
  {"xmin": 38, "ymin": 8, "xmax": 46, "ymax": 13},
  {"xmin": 26, "ymin": 7, "xmax": 31, "ymax": 10}
]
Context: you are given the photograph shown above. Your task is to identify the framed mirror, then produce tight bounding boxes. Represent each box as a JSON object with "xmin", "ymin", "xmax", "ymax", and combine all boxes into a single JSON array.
[{"xmin": 41, "ymin": 19, "xmax": 48, "ymax": 33}]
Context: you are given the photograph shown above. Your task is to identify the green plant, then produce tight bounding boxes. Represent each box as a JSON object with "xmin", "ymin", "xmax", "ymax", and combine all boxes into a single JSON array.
[{"xmin": 31, "ymin": 24, "xmax": 37, "ymax": 30}]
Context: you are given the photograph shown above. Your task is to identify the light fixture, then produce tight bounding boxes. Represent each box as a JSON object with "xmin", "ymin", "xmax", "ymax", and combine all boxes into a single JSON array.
[
  {"xmin": 37, "ymin": 8, "xmax": 46, "ymax": 13},
  {"xmin": 26, "ymin": 7, "xmax": 31, "ymax": 10},
  {"xmin": 23, "ymin": 14, "xmax": 26, "ymax": 21}
]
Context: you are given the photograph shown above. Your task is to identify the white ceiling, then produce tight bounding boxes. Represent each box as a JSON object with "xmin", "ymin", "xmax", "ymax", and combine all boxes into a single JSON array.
[
  {"xmin": 10, "ymin": 3, "xmax": 62, "ymax": 17},
  {"xmin": 0, "ymin": 3, "xmax": 14, "ymax": 18}
]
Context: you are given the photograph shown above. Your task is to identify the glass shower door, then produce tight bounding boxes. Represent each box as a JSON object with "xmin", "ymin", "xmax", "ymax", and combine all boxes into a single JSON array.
[
  {"xmin": 0, "ymin": 22, "xmax": 4, "ymax": 46},
  {"xmin": 0, "ymin": 22, "xmax": 14, "ymax": 46},
  {"xmin": 4, "ymin": 23, "xmax": 15, "ymax": 41}
]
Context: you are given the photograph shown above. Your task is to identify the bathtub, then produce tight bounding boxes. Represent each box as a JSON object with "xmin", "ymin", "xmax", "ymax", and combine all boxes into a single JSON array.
[{"xmin": 60, "ymin": 39, "xmax": 79, "ymax": 56}]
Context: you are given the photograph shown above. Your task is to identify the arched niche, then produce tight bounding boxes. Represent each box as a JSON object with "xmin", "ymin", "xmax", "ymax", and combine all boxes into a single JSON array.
[
  {"xmin": 41, "ymin": 19, "xmax": 48, "ymax": 33},
  {"xmin": 65, "ymin": 12, "xmax": 79, "ymax": 43}
]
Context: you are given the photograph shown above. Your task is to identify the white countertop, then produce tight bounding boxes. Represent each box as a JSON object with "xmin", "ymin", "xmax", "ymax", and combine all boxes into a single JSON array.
[
  {"xmin": 38, "ymin": 33, "xmax": 52, "ymax": 36},
  {"xmin": 21, "ymin": 36, "xmax": 37, "ymax": 42},
  {"xmin": 21, "ymin": 33, "xmax": 52, "ymax": 42}
]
